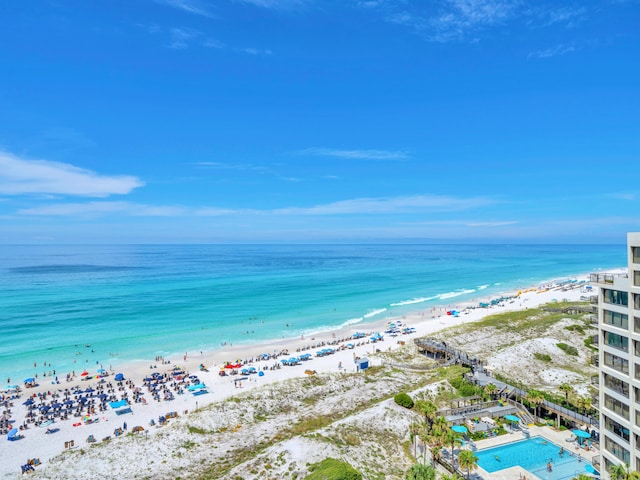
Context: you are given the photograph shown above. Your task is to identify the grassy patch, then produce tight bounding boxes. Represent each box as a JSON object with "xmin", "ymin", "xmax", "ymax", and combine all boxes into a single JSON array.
[
  {"xmin": 556, "ymin": 343, "xmax": 579, "ymax": 356},
  {"xmin": 534, "ymin": 353, "xmax": 552, "ymax": 362}
]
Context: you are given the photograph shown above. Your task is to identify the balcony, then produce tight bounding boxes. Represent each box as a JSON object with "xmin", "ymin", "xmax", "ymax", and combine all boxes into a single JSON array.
[{"xmin": 590, "ymin": 273, "xmax": 628, "ymax": 285}]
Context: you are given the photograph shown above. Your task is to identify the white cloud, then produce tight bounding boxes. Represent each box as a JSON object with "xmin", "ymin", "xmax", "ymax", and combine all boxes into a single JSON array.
[
  {"xmin": 527, "ymin": 6, "xmax": 587, "ymax": 27},
  {"xmin": 0, "ymin": 151, "xmax": 144, "ymax": 197},
  {"xmin": 299, "ymin": 147, "xmax": 409, "ymax": 160},
  {"xmin": 15, "ymin": 194, "xmax": 493, "ymax": 218},
  {"xmin": 234, "ymin": 47, "xmax": 273, "ymax": 55},
  {"xmin": 233, "ymin": 0, "xmax": 307, "ymax": 9},
  {"xmin": 466, "ymin": 221, "xmax": 519, "ymax": 227},
  {"xmin": 528, "ymin": 43, "xmax": 576, "ymax": 59},
  {"xmin": 273, "ymin": 194, "xmax": 494, "ymax": 215},
  {"xmin": 169, "ymin": 27, "xmax": 199, "ymax": 49},
  {"xmin": 155, "ymin": 0, "xmax": 214, "ymax": 17},
  {"xmin": 18, "ymin": 202, "xmax": 186, "ymax": 217},
  {"xmin": 369, "ymin": 0, "xmax": 519, "ymax": 43}
]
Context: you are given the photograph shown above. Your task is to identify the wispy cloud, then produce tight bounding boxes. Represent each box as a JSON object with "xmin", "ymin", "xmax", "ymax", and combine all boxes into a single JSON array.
[
  {"xmin": 370, "ymin": 0, "xmax": 520, "ymax": 43},
  {"xmin": 155, "ymin": 0, "xmax": 214, "ymax": 18},
  {"xmin": 18, "ymin": 202, "xmax": 188, "ymax": 217},
  {"xmin": 608, "ymin": 192, "xmax": 636, "ymax": 201},
  {"xmin": 298, "ymin": 147, "xmax": 409, "ymax": 160},
  {"xmin": 16, "ymin": 194, "xmax": 493, "ymax": 218},
  {"xmin": 526, "ymin": 5, "xmax": 587, "ymax": 27},
  {"xmin": 0, "ymin": 151, "xmax": 143, "ymax": 197},
  {"xmin": 234, "ymin": 47, "xmax": 273, "ymax": 55},
  {"xmin": 528, "ymin": 43, "xmax": 576, "ymax": 59},
  {"xmin": 233, "ymin": 0, "xmax": 307, "ymax": 9},
  {"xmin": 466, "ymin": 220, "xmax": 519, "ymax": 227},
  {"xmin": 169, "ymin": 27, "xmax": 200, "ymax": 49},
  {"xmin": 273, "ymin": 194, "xmax": 494, "ymax": 215}
]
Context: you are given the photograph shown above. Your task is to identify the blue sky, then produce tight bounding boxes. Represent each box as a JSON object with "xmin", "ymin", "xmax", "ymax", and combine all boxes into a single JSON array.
[{"xmin": 0, "ymin": 0, "xmax": 638, "ymax": 244}]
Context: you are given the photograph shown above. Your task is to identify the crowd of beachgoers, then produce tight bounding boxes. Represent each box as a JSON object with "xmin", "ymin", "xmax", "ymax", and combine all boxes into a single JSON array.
[{"xmin": 0, "ymin": 275, "xmax": 597, "ymax": 477}]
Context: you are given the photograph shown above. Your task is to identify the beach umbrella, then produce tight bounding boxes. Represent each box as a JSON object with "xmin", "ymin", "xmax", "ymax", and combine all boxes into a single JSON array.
[
  {"xmin": 23, "ymin": 398, "xmax": 34, "ymax": 406},
  {"xmin": 452, "ymin": 425, "xmax": 468, "ymax": 433},
  {"xmin": 7, "ymin": 428, "xmax": 18, "ymax": 440},
  {"xmin": 4, "ymin": 385, "xmax": 19, "ymax": 390},
  {"xmin": 64, "ymin": 400, "xmax": 73, "ymax": 406},
  {"xmin": 85, "ymin": 388, "xmax": 95, "ymax": 393},
  {"xmin": 80, "ymin": 371, "xmax": 89, "ymax": 377},
  {"xmin": 573, "ymin": 429, "xmax": 591, "ymax": 438},
  {"xmin": 97, "ymin": 368, "xmax": 106, "ymax": 373},
  {"xmin": 23, "ymin": 377, "xmax": 35, "ymax": 383},
  {"xmin": 51, "ymin": 403, "xmax": 62, "ymax": 409}
]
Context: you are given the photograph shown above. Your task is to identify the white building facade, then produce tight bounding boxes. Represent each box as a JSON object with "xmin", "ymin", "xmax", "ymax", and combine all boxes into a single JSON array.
[{"xmin": 594, "ymin": 232, "xmax": 640, "ymax": 474}]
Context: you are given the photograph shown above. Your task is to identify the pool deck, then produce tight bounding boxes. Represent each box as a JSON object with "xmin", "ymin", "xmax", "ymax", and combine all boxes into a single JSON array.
[{"xmin": 470, "ymin": 426, "xmax": 599, "ymax": 480}]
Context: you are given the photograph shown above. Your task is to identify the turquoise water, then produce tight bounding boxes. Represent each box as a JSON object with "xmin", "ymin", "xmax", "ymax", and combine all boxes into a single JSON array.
[
  {"xmin": 476, "ymin": 436, "xmax": 595, "ymax": 480},
  {"xmin": 0, "ymin": 244, "xmax": 624, "ymax": 380}
]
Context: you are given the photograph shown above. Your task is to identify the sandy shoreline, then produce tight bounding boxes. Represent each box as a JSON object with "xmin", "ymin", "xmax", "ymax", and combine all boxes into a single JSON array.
[{"xmin": 0, "ymin": 273, "xmax": 601, "ymax": 477}]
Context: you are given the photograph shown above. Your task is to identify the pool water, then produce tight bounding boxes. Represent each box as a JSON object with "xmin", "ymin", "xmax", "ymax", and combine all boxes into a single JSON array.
[{"xmin": 476, "ymin": 436, "xmax": 594, "ymax": 480}]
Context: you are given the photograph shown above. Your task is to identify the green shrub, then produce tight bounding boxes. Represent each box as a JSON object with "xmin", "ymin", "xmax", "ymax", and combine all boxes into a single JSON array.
[
  {"xmin": 305, "ymin": 458, "xmax": 362, "ymax": 480},
  {"xmin": 556, "ymin": 343, "xmax": 579, "ymax": 356},
  {"xmin": 394, "ymin": 392, "xmax": 414, "ymax": 409},
  {"xmin": 565, "ymin": 324, "xmax": 585, "ymax": 334},
  {"xmin": 534, "ymin": 353, "xmax": 552, "ymax": 362}
]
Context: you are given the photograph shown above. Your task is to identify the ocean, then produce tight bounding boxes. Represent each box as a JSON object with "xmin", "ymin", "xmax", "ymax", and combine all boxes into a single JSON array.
[{"xmin": 0, "ymin": 243, "xmax": 625, "ymax": 381}]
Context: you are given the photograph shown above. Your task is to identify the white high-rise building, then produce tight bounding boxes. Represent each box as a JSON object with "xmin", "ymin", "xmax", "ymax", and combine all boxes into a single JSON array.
[{"xmin": 593, "ymin": 232, "xmax": 640, "ymax": 475}]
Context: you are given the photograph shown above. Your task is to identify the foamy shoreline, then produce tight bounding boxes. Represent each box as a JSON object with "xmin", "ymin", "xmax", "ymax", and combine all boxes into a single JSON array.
[{"xmin": 0, "ymin": 272, "xmax": 604, "ymax": 477}]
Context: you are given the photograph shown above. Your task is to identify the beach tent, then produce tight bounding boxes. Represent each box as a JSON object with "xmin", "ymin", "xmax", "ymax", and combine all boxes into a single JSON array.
[
  {"xmin": 7, "ymin": 428, "xmax": 18, "ymax": 440},
  {"xmin": 114, "ymin": 373, "xmax": 125, "ymax": 381}
]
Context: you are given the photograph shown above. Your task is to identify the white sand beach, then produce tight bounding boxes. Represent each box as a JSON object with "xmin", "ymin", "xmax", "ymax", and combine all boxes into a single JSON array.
[{"xmin": 0, "ymin": 275, "xmax": 599, "ymax": 478}]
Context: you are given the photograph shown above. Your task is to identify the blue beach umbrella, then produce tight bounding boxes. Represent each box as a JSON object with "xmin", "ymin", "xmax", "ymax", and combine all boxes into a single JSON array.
[
  {"xmin": 7, "ymin": 428, "xmax": 18, "ymax": 440},
  {"xmin": 452, "ymin": 425, "xmax": 468, "ymax": 433},
  {"xmin": 573, "ymin": 429, "xmax": 591, "ymax": 438},
  {"xmin": 23, "ymin": 377, "xmax": 35, "ymax": 383},
  {"xmin": 23, "ymin": 398, "xmax": 34, "ymax": 406}
]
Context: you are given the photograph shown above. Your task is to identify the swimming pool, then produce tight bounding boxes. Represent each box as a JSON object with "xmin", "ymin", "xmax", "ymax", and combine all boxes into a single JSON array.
[{"xmin": 476, "ymin": 436, "xmax": 594, "ymax": 480}]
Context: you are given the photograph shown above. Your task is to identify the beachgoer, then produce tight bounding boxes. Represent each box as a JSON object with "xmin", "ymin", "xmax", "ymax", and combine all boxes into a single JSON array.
[
  {"xmin": 547, "ymin": 462, "xmax": 552, "ymax": 472},
  {"xmin": 559, "ymin": 447, "xmax": 564, "ymax": 457}
]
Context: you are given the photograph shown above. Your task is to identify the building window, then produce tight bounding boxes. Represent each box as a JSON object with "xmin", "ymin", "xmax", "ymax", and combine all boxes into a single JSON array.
[
  {"xmin": 604, "ymin": 332, "xmax": 629, "ymax": 352},
  {"xmin": 605, "ymin": 436, "xmax": 630, "ymax": 463},
  {"xmin": 603, "ymin": 289, "xmax": 628, "ymax": 306},
  {"xmin": 635, "ymin": 317, "xmax": 640, "ymax": 334},
  {"xmin": 604, "ymin": 373, "xmax": 629, "ymax": 396},
  {"xmin": 633, "ymin": 246, "xmax": 640, "ymax": 264},
  {"xmin": 604, "ymin": 310, "xmax": 629, "ymax": 329},
  {"xmin": 605, "ymin": 394, "xmax": 629, "ymax": 419},
  {"xmin": 635, "ymin": 293, "xmax": 640, "ymax": 311},
  {"xmin": 634, "ymin": 270, "xmax": 640, "ymax": 287},
  {"xmin": 605, "ymin": 352, "xmax": 629, "ymax": 374},
  {"xmin": 605, "ymin": 416, "xmax": 630, "ymax": 442}
]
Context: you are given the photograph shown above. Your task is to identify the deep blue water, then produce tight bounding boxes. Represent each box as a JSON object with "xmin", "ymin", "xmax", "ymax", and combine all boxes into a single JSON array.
[{"xmin": 0, "ymin": 244, "xmax": 624, "ymax": 381}]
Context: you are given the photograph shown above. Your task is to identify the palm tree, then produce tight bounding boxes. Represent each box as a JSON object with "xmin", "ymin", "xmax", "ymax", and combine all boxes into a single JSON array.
[
  {"xmin": 609, "ymin": 463, "xmax": 630, "ymax": 480},
  {"xmin": 410, "ymin": 421, "xmax": 421, "ymax": 460},
  {"xmin": 581, "ymin": 396, "xmax": 593, "ymax": 415},
  {"xmin": 440, "ymin": 474, "xmax": 464, "ymax": 480},
  {"xmin": 559, "ymin": 383, "xmax": 574, "ymax": 403},
  {"xmin": 405, "ymin": 463, "xmax": 436, "ymax": 480},
  {"xmin": 415, "ymin": 399, "xmax": 438, "ymax": 428},
  {"xmin": 484, "ymin": 383, "xmax": 498, "ymax": 400},
  {"xmin": 526, "ymin": 389, "xmax": 545, "ymax": 421},
  {"xmin": 458, "ymin": 450, "xmax": 478, "ymax": 480},
  {"xmin": 573, "ymin": 474, "xmax": 593, "ymax": 480}
]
